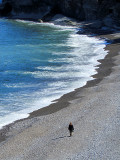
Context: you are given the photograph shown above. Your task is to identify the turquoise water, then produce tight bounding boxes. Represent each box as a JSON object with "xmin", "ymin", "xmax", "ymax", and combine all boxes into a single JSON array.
[{"xmin": 0, "ymin": 19, "xmax": 108, "ymax": 128}]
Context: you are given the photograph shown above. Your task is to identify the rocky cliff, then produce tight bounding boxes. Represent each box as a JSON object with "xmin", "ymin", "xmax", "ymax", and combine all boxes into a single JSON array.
[{"xmin": 0, "ymin": 0, "xmax": 120, "ymax": 26}]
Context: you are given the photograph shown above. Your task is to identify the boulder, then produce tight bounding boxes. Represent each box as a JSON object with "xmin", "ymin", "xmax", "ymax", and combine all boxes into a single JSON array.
[{"xmin": 38, "ymin": 19, "xmax": 43, "ymax": 23}]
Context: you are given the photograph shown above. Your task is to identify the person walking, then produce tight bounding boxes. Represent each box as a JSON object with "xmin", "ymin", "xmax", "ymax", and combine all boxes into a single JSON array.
[{"xmin": 68, "ymin": 122, "xmax": 74, "ymax": 137}]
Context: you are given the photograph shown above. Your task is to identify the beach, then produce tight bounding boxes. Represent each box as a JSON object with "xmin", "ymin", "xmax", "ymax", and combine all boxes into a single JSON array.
[{"xmin": 0, "ymin": 22, "xmax": 120, "ymax": 160}]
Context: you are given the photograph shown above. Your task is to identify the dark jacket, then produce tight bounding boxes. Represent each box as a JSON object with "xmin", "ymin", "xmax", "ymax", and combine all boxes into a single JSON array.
[{"xmin": 68, "ymin": 124, "xmax": 74, "ymax": 132}]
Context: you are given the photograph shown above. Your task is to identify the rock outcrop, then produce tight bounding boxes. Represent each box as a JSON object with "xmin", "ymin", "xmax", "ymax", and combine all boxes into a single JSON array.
[{"xmin": 0, "ymin": 0, "xmax": 120, "ymax": 26}]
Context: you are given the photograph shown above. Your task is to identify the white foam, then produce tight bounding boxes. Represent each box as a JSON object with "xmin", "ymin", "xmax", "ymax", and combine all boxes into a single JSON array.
[
  {"xmin": 4, "ymin": 83, "xmax": 38, "ymax": 88},
  {"xmin": 15, "ymin": 19, "xmax": 76, "ymax": 31},
  {"xmin": 0, "ymin": 93, "xmax": 61, "ymax": 130},
  {"xmin": 0, "ymin": 112, "xmax": 29, "ymax": 129},
  {"xmin": 0, "ymin": 21, "xmax": 108, "ymax": 129}
]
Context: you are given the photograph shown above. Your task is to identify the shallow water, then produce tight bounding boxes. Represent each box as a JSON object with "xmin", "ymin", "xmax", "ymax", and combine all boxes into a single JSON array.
[{"xmin": 0, "ymin": 19, "xmax": 108, "ymax": 128}]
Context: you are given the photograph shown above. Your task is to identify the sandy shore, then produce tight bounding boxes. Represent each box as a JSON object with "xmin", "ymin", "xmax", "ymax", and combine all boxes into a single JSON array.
[{"xmin": 0, "ymin": 22, "xmax": 120, "ymax": 159}]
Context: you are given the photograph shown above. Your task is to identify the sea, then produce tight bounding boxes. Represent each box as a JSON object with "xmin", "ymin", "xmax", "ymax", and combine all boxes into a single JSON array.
[{"xmin": 0, "ymin": 18, "xmax": 108, "ymax": 129}]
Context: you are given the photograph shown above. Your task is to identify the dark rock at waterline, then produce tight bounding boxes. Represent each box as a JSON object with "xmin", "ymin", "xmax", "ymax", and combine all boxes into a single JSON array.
[{"xmin": 0, "ymin": 0, "xmax": 120, "ymax": 27}]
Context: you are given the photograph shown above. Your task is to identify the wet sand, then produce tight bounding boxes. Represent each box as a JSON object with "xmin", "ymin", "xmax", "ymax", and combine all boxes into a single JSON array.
[{"xmin": 0, "ymin": 26, "xmax": 120, "ymax": 159}]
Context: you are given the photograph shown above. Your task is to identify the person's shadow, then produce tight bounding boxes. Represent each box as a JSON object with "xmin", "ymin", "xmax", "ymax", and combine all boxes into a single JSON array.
[{"xmin": 52, "ymin": 136, "xmax": 70, "ymax": 140}]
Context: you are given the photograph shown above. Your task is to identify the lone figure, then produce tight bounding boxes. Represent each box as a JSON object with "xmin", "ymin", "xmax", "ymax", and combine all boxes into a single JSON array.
[{"xmin": 68, "ymin": 122, "xmax": 74, "ymax": 137}]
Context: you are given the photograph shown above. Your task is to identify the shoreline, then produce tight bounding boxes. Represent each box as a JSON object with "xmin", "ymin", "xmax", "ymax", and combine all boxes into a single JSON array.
[
  {"xmin": 27, "ymin": 30, "xmax": 119, "ymax": 120},
  {"xmin": 0, "ymin": 18, "xmax": 107, "ymax": 127},
  {"xmin": 0, "ymin": 18, "xmax": 120, "ymax": 159},
  {"xmin": 0, "ymin": 23, "xmax": 117, "ymax": 139}
]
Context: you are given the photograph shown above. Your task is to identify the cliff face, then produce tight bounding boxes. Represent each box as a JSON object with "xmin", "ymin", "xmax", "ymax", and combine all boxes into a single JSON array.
[
  {"xmin": 58, "ymin": 0, "xmax": 120, "ymax": 22},
  {"xmin": 1, "ymin": 0, "xmax": 120, "ymax": 25}
]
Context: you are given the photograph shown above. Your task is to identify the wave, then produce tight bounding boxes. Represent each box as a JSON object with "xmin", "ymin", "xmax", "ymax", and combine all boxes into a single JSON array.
[{"xmin": 0, "ymin": 20, "xmax": 108, "ymax": 129}]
